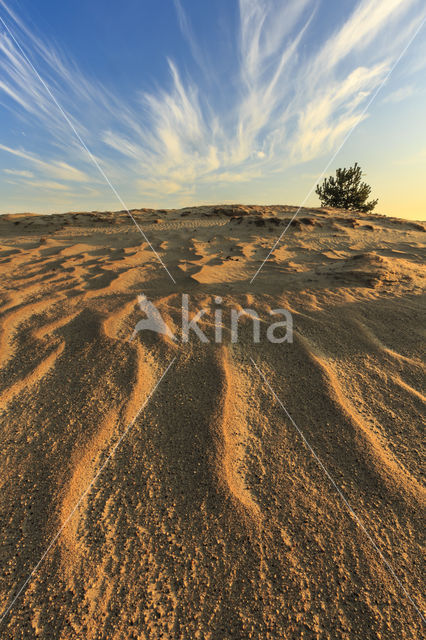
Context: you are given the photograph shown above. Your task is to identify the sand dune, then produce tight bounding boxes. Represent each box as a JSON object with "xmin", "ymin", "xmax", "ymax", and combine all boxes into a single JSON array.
[{"xmin": 0, "ymin": 205, "xmax": 424, "ymax": 638}]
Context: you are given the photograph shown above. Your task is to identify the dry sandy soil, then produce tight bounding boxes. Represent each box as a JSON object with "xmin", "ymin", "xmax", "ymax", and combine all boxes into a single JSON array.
[{"xmin": 0, "ymin": 205, "xmax": 424, "ymax": 639}]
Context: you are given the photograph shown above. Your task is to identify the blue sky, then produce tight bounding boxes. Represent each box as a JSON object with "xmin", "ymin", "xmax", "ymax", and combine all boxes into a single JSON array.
[{"xmin": 0, "ymin": 0, "xmax": 425, "ymax": 218}]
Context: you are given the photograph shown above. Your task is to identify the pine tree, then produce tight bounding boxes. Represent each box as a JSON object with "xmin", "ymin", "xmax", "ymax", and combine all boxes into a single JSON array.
[{"xmin": 315, "ymin": 163, "xmax": 378, "ymax": 213}]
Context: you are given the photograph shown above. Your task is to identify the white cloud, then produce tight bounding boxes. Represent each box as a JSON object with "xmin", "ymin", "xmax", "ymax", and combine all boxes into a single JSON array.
[
  {"xmin": 26, "ymin": 180, "xmax": 69, "ymax": 191},
  {"xmin": 0, "ymin": 144, "xmax": 89, "ymax": 181},
  {"xmin": 173, "ymin": 0, "xmax": 211, "ymax": 79},
  {"xmin": 0, "ymin": 0, "xmax": 424, "ymax": 203},
  {"xmin": 383, "ymin": 84, "xmax": 417, "ymax": 103},
  {"xmin": 4, "ymin": 168, "xmax": 34, "ymax": 177}
]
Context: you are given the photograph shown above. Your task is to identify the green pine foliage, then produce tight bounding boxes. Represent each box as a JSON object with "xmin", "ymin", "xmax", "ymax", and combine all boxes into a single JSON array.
[{"xmin": 315, "ymin": 163, "xmax": 378, "ymax": 213}]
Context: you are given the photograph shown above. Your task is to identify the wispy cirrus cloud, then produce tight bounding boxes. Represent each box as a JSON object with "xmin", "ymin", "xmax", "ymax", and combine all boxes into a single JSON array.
[
  {"xmin": 25, "ymin": 179, "xmax": 70, "ymax": 191},
  {"xmin": 4, "ymin": 168, "xmax": 33, "ymax": 177},
  {"xmin": 0, "ymin": 144, "xmax": 89, "ymax": 181},
  {"xmin": 0, "ymin": 0, "xmax": 424, "ymax": 206},
  {"xmin": 383, "ymin": 84, "xmax": 418, "ymax": 103}
]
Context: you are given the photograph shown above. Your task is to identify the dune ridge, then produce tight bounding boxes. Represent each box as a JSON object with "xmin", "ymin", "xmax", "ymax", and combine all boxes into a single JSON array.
[{"xmin": 0, "ymin": 205, "xmax": 424, "ymax": 638}]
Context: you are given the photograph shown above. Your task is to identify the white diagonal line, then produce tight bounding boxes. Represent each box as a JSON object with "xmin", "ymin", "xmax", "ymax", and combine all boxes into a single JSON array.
[
  {"xmin": 0, "ymin": 12, "xmax": 176, "ymax": 284},
  {"xmin": 250, "ymin": 15, "xmax": 426, "ymax": 284},
  {"xmin": 0, "ymin": 357, "xmax": 176, "ymax": 626},
  {"xmin": 250, "ymin": 356, "xmax": 425, "ymax": 623}
]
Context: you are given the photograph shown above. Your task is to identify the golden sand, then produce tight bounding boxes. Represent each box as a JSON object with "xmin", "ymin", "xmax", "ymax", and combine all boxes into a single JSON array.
[{"xmin": 0, "ymin": 205, "xmax": 424, "ymax": 638}]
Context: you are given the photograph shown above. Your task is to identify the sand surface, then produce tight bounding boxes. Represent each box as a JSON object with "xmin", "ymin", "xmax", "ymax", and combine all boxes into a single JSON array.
[{"xmin": 0, "ymin": 205, "xmax": 424, "ymax": 639}]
